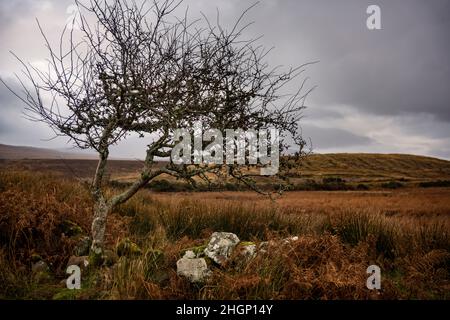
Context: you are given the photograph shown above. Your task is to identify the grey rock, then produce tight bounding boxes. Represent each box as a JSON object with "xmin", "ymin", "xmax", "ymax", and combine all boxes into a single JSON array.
[
  {"xmin": 204, "ymin": 232, "xmax": 240, "ymax": 265},
  {"xmin": 183, "ymin": 250, "xmax": 196, "ymax": 259},
  {"xmin": 239, "ymin": 244, "xmax": 257, "ymax": 259},
  {"xmin": 176, "ymin": 257, "xmax": 210, "ymax": 283}
]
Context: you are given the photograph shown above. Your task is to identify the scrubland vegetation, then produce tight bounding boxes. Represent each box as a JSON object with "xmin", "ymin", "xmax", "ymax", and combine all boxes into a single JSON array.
[{"xmin": 0, "ymin": 169, "xmax": 449, "ymax": 300}]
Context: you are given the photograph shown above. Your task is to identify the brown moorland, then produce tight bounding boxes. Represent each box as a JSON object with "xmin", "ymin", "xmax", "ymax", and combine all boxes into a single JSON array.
[{"xmin": 0, "ymin": 158, "xmax": 449, "ymax": 299}]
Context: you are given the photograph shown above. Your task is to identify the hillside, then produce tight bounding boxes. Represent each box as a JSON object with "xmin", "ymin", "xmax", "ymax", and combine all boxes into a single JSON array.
[
  {"xmin": 0, "ymin": 143, "xmax": 96, "ymax": 160},
  {"xmin": 298, "ymin": 153, "xmax": 450, "ymax": 181},
  {"xmin": 1, "ymin": 144, "xmax": 450, "ymax": 184}
]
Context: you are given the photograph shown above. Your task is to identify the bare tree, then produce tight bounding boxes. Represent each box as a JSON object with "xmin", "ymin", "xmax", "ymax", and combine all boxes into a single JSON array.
[{"xmin": 1, "ymin": 0, "xmax": 314, "ymax": 260}]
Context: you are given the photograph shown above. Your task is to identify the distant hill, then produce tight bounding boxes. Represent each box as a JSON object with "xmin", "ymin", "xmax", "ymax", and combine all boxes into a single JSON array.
[
  {"xmin": 0, "ymin": 143, "xmax": 97, "ymax": 160},
  {"xmin": 1, "ymin": 144, "xmax": 450, "ymax": 183},
  {"xmin": 299, "ymin": 153, "xmax": 450, "ymax": 181}
]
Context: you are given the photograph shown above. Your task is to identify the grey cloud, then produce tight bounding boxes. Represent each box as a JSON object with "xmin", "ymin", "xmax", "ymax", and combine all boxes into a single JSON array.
[
  {"xmin": 277, "ymin": 0, "xmax": 450, "ymax": 120},
  {"xmin": 0, "ymin": 75, "xmax": 67, "ymax": 147},
  {"xmin": 205, "ymin": 0, "xmax": 450, "ymax": 120},
  {"xmin": 302, "ymin": 106, "xmax": 345, "ymax": 122},
  {"xmin": 301, "ymin": 124, "xmax": 374, "ymax": 150},
  {"xmin": 391, "ymin": 113, "xmax": 450, "ymax": 140},
  {"xmin": 0, "ymin": 1, "xmax": 32, "ymax": 32},
  {"xmin": 428, "ymin": 147, "xmax": 450, "ymax": 160}
]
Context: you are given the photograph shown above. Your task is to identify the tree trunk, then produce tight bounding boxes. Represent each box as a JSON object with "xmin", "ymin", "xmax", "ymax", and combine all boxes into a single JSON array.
[
  {"xmin": 90, "ymin": 148, "xmax": 110, "ymax": 257},
  {"xmin": 89, "ymin": 151, "xmax": 158, "ymax": 259},
  {"xmin": 90, "ymin": 197, "xmax": 111, "ymax": 255}
]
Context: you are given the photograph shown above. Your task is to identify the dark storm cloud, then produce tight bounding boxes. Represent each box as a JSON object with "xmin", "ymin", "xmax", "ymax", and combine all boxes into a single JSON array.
[{"xmin": 226, "ymin": 0, "xmax": 450, "ymax": 121}]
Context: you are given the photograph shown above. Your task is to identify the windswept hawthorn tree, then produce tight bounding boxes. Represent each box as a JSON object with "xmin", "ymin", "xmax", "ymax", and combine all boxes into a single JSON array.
[{"xmin": 2, "ymin": 0, "xmax": 315, "ymax": 259}]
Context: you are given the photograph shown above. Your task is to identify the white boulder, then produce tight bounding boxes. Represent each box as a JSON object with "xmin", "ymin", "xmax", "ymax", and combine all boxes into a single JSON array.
[{"xmin": 204, "ymin": 232, "xmax": 240, "ymax": 265}]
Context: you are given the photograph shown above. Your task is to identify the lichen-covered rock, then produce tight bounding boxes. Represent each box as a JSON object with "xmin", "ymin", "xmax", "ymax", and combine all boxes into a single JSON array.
[
  {"xmin": 116, "ymin": 238, "xmax": 142, "ymax": 257},
  {"xmin": 183, "ymin": 250, "xmax": 196, "ymax": 259},
  {"xmin": 176, "ymin": 257, "xmax": 210, "ymax": 283},
  {"xmin": 204, "ymin": 232, "xmax": 240, "ymax": 265}
]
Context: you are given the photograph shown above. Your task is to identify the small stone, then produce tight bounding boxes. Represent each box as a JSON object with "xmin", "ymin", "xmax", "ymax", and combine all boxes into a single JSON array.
[
  {"xmin": 183, "ymin": 250, "xmax": 196, "ymax": 259},
  {"xmin": 176, "ymin": 257, "xmax": 210, "ymax": 283},
  {"xmin": 204, "ymin": 232, "xmax": 240, "ymax": 265}
]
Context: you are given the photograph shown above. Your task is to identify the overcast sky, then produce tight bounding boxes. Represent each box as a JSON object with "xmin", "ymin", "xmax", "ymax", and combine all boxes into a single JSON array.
[{"xmin": 0, "ymin": 0, "xmax": 449, "ymax": 159}]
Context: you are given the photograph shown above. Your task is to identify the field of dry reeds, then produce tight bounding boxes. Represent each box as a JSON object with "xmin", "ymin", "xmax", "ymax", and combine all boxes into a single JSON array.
[{"xmin": 0, "ymin": 168, "xmax": 449, "ymax": 299}]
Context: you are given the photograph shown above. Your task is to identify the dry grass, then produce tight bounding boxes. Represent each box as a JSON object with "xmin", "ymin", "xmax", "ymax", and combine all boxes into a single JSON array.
[{"xmin": 0, "ymin": 170, "xmax": 449, "ymax": 299}]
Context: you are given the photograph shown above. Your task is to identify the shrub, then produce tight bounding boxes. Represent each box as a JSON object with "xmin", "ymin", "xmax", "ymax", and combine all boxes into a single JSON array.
[
  {"xmin": 418, "ymin": 180, "xmax": 450, "ymax": 188},
  {"xmin": 356, "ymin": 183, "xmax": 370, "ymax": 190},
  {"xmin": 381, "ymin": 181, "xmax": 404, "ymax": 189}
]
